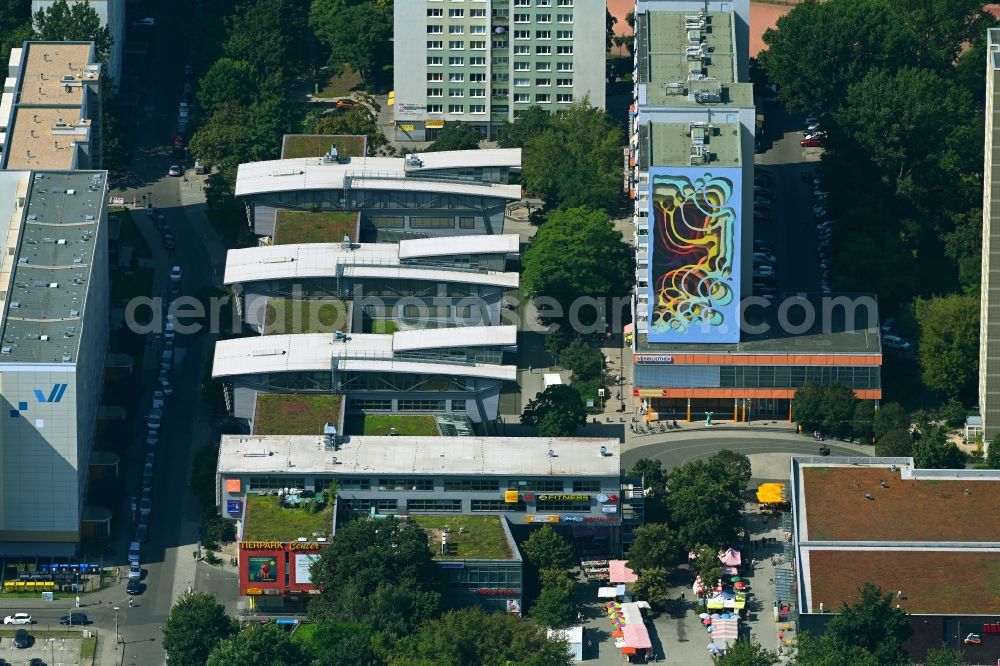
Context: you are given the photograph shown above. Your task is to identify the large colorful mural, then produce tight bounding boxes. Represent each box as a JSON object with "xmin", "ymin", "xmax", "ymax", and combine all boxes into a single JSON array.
[{"xmin": 647, "ymin": 167, "xmax": 742, "ymax": 343}]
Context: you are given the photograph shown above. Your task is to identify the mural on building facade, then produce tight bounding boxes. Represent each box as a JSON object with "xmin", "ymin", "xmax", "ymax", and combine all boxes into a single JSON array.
[{"xmin": 648, "ymin": 167, "xmax": 742, "ymax": 343}]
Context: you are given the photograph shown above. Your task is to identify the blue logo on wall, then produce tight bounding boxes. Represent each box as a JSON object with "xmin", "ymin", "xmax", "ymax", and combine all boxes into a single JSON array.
[{"xmin": 9, "ymin": 384, "xmax": 68, "ymax": 417}]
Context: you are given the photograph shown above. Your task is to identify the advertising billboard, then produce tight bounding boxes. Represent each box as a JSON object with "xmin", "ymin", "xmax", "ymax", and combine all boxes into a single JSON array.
[
  {"xmin": 247, "ymin": 556, "xmax": 279, "ymax": 583},
  {"xmin": 294, "ymin": 553, "xmax": 319, "ymax": 585},
  {"xmin": 647, "ymin": 167, "xmax": 742, "ymax": 343}
]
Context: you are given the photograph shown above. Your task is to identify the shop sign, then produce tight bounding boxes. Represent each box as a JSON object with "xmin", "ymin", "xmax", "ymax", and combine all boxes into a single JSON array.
[
  {"xmin": 477, "ymin": 588, "xmax": 518, "ymax": 596},
  {"xmin": 560, "ymin": 515, "xmax": 585, "ymax": 523},
  {"xmin": 601, "ymin": 505, "xmax": 619, "ymax": 514},
  {"xmin": 263, "ymin": 588, "xmax": 281, "ymax": 595},
  {"xmin": 426, "ymin": 120, "xmax": 445, "ymax": 129},
  {"xmin": 525, "ymin": 515, "xmax": 559, "ymax": 523},
  {"xmin": 396, "ymin": 103, "xmax": 427, "ymax": 119},
  {"xmin": 288, "ymin": 542, "xmax": 322, "ymax": 551},
  {"xmin": 634, "ymin": 355, "xmax": 674, "ymax": 364},
  {"xmin": 245, "ymin": 587, "xmax": 263, "ymax": 595},
  {"xmin": 242, "ymin": 541, "xmax": 282, "ymax": 550},
  {"xmin": 536, "ymin": 494, "xmax": 590, "ymax": 502},
  {"xmin": 984, "ymin": 623, "xmax": 1000, "ymax": 633},
  {"xmin": 504, "ymin": 490, "xmax": 520, "ymax": 503},
  {"xmin": 226, "ymin": 500, "xmax": 242, "ymax": 514},
  {"xmin": 399, "ymin": 124, "xmax": 415, "ymax": 132},
  {"xmin": 506, "ymin": 599, "xmax": 521, "ymax": 614},
  {"xmin": 584, "ymin": 516, "xmax": 618, "ymax": 523},
  {"xmin": 596, "ymin": 493, "xmax": 609, "ymax": 503}
]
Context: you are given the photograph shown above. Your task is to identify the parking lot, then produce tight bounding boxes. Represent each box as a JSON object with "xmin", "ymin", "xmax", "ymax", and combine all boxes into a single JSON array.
[{"xmin": 0, "ymin": 629, "xmax": 88, "ymax": 666}]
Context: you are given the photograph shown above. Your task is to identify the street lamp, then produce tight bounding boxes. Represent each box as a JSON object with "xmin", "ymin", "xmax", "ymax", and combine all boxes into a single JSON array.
[{"xmin": 113, "ymin": 606, "xmax": 120, "ymax": 649}]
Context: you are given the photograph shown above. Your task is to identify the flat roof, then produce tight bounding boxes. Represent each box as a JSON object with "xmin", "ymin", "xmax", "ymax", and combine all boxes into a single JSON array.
[
  {"xmin": 799, "ymin": 464, "xmax": 1000, "ymax": 543},
  {"xmin": 17, "ymin": 42, "xmax": 99, "ymax": 106},
  {"xmin": 5, "ymin": 107, "xmax": 91, "ymax": 170},
  {"xmin": 647, "ymin": 121, "xmax": 741, "ymax": 167},
  {"xmin": 225, "ymin": 235, "xmax": 520, "ymax": 287},
  {"xmin": 804, "ymin": 548, "xmax": 1000, "ymax": 615},
  {"xmin": 636, "ymin": 293, "xmax": 882, "ymax": 354},
  {"xmin": 242, "ymin": 493, "xmax": 333, "ymax": 541},
  {"xmin": 218, "ymin": 434, "xmax": 622, "ymax": 477},
  {"xmin": 280, "ymin": 134, "xmax": 367, "ymax": 160},
  {"xmin": 0, "ymin": 172, "xmax": 30, "ymax": 321},
  {"xmin": 638, "ymin": 9, "xmax": 754, "ymax": 109},
  {"xmin": 0, "ymin": 170, "xmax": 107, "ymax": 363},
  {"xmin": 235, "ymin": 153, "xmax": 522, "ymax": 199},
  {"xmin": 410, "ymin": 148, "xmax": 521, "ymax": 171},
  {"xmin": 212, "ymin": 326, "xmax": 517, "ymax": 379}
]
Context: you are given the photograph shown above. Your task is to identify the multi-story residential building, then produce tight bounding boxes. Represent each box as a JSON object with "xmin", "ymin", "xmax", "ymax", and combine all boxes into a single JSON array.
[
  {"xmin": 0, "ymin": 169, "xmax": 109, "ymax": 555},
  {"xmin": 235, "ymin": 149, "xmax": 522, "ymax": 240},
  {"xmin": 980, "ymin": 28, "xmax": 1000, "ymax": 443},
  {"xmin": 2, "ymin": 42, "xmax": 102, "ymax": 171},
  {"xmin": 30, "ymin": 1, "xmax": 125, "ymax": 91},
  {"xmin": 626, "ymin": 1, "xmax": 882, "ymax": 422},
  {"xmin": 789, "ymin": 456, "xmax": 1000, "ymax": 663},
  {"xmin": 393, "ymin": 0, "xmax": 606, "ymax": 141}
]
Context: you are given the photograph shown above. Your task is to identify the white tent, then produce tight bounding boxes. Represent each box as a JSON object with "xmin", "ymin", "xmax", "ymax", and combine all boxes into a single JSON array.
[{"xmin": 548, "ymin": 626, "xmax": 584, "ymax": 661}]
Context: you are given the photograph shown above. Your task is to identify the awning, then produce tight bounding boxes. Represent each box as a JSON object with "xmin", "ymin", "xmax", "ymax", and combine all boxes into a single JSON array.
[
  {"xmin": 609, "ymin": 560, "xmax": 638, "ymax": 583},
  {"xmin": 711, "ymin": 617, "xmax": 739, "ymax": 648},
  {"xmin": 598, "ymin": 587, "xmax": 619, "ymax": 599},
  {"xmin": 622, "ymin": 623, "xmax": 652, "ymax": 649},
  {"xmin": 718, "ymin": 548, "xmax": 741, "ymax": 567},
  {"xmin": 756, "ymin": 483, "xmax": 787, "ymax": 504}
]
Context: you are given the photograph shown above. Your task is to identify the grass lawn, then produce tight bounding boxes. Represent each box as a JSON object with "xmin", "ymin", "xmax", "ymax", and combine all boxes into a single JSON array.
[
  {"xmin": 291, "ymin": 623, "xmax": 317, "ymax": 649},
  {"xmin": 244, "ymin": 494, "xmax": 333, "ymax": 541},
  {"xmin": 317, "ymin": 64, "xmax": 363, "ymax": 98},
  {"xmin": 264, "ymin": 299, "xmax": 350, "ymax": 335},
  {"xmin": 0, "ymin": 629, "xmax": 82, "ymax": 639},
  {"xmin": 344, "ymin": 414, "xmax": 439, "ymax": 436},
  {"xmin": 413, "ymin": 515, "xmax": 513, "ymax": 560},
  {"xmin": 274, "ymin": 211, "xmax": 359, "ymax": 245},
  {"xmin": 282, "ymin": 134, "xmax": 366, "ymax": 159},
  {"xmin": 255, "ymin": 394, "xmax": 343, "ymax": 436},
  {"xmin": 82, "ymin": 635, "xmax": 97, "ymax": 658},
  {"xmin": 369, "ymin": 319, "xmax": 399, "ymax": 334}
]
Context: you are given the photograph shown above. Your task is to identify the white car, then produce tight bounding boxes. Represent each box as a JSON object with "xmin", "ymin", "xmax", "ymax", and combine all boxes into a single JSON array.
[
  {"xmin": 128, "ymin": 563, "xmax": 141, "ymax": 579},
  {"xmin": 170, "ymin": 265, "xmax": 182, "ymax": 282},
  {"xmin": 165, "ymin": 322, "xmax": 175, "ymax": 340},
  {"xmin": 3, "ymin": 613, "xmax": 31, "ymax": 625},
  {"xmin": 883, "ymin": 334, "xmax": 912, "ymax": 352},
  {"xmin": 152, "ymin": 390, "xmax": 165, "ymax": 409},
  {"xmin": 753, "ymin": 265, "xmax": 775, "ymax": 279}
]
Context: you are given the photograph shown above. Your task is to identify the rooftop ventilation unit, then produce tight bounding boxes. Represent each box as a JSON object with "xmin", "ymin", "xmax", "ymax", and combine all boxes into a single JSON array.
[
  {"xmin": 341, "ymin": 234, "xmax": 352, "ymax": 250},
  {"xmin": 665, "ymin": 81, "xmax": 685, "ymax": 96},
  {"xmin": 250, "ymin": 349, "xmax": 286, "ymax": 356},
  {"xmin": 694, "ymin": 88, "xmax": 723, "ymax": 104},
  {"xmin": 0, "ymin": 347, "xmax": 9, "ymax": 354}
]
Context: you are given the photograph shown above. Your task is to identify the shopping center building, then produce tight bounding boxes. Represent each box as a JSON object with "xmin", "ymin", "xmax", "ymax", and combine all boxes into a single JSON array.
[
  {"xmin": 627, "ymin": 1, "xmax": 881, "ymax": 420},
  {"xmin": 235, "ymin": 149, "xmax": 522, "ymax": 241},
  {"xmin": 789, "ymin": 456, "xmax": 1000, "ymax": 663},
  {"xmin": 218, "ymin": 434, "xmax": 627, "ymax": 613}
]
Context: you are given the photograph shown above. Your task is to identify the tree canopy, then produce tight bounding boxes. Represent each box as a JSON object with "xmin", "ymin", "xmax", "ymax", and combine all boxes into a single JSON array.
[
  {"xmin": 310, "ymin": 0, "xmax": 392, "ymax": 87},
  {"xmin": 163, "ymin": 592, "xmax": 237, "ymax": 666},
  {"xmin": 498, "ymin": 106, "xmax": 551, "ymax": 149},
  {"xmin": 911, "ymin": 425, "xmax": 966, "ymax": 469},
  {"xmin": 521, "ymin": 206, "xmax": 633, "ymax": 311},
  {"xmin": 819, "ymin": 583, "xmax": 912, "ymax": 665},
  {"xmin": 666, "ymin": 457, "xmax": 745, "ymax": 549},
  {"xmin": 915, "ymin": 294, "xmax": 979, "ymax": 400},
  {"xmin": 874, "ymin": 403, "xmax": 910, "ymax": 440},
  {"xmin": 520, "ymin": 384, "xmax": 587, "ymax": 437},
  {"xmin": 522, "ymin": 101, "xmax": 624, "ymax": 213},
  {"xmin": 530, "ymin": 569, "xmax": 577, "ymax": 630},
  {"xmin": 625, "ymin": 523, "xmax": 683, "ymax": 572},
  {"xmin": 717, "ymin": 637, "xmax": 780, "ymax": 666},
  {"xmin": 521, "ymin": 525, "xmax": 574, "ymax": 571},
  {"xmin": 197, "ymin": 58, "xmax": 260, "ymax": 116},
  {"xmin": 32, "ymin": 0, "xmax": 112, "ymax": 63},
  {"xmin": 424, "ymin": 122, "xmax": 481, "ymax": 153},
  {"xmin": 793, "ymin": 382, "xmax": 859, "ymax": 438},
  {"xmin": 224, "ymin": 0, "xmax": 308, "ymax": 77},
  {"xmin": 206, "ymin": 623, "xmax": 304, "ymax": 666}
]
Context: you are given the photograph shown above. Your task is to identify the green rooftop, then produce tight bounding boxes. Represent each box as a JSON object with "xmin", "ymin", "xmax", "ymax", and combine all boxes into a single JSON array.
[
  {"xmin": 254, "ymin": 394, "xmax": 343, "ymax": 436},
  {"xmin": 281, "ymin": 134, "xmax": 366, "ymax": 160},
  {"xmin": 264, "ymin": 299, "xmax": 351, "ymax": 335},
  {"xmin": 243, "ymin": 493, "xmax": 333, "ymax": 541},
  {"xmin": 646, "ymin": 121, "xmax": 742, "ymax": 167},
  {"xmin": 412, "ymin": 515, "xmax": 514, "ymax": 561},
  {"xmin": 274, "ymin": 210, "xmax": 360, "ymax": 245},
  {"xmin": 344, "ymin": 414, "xmax": 439, "ymax": 436}
]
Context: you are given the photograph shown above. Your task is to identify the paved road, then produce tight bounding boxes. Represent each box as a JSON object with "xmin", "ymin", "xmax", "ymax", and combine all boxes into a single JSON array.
[{"xmin": 623, "ymin": 431, "xmax": 871, "ymax": 479}]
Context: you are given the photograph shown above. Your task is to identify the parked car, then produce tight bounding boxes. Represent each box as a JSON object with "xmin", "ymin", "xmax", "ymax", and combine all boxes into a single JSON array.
[
  {"xmin": 164, "ymin": 234, "xmax": 176, "ymax": 251},
  {"xmin": 753, "ymin": 265, "xmax": 776, "ymax": 279},
  {"xmin": 136, "ymin": 523, "xmax": 149, "ymax": 543},
  {"xmin": 13, "ymin": 629, "xmax": 30, "ymax": 648},
  {"xmin": 3, "ymin": 613, "xmax": 31, "ymax": 625},
  {"xmin": 753, "ymin": 240, "xmax": 775, "ymax": 254},
  {"xmin": 58, "ymin": 613, "xmax": 88, "ymax": 625},
  {"xmin": 336, "ymin": 98, "xmax": 358, "ymax": 110},
  {"xmin": 128, "ymin": 563, "xmax": 141, "ymax": 579},
  {"xmin": 168, "ymin": 165, "xmax": 182, "ymax": 177},
  {"xmin": 152, "ymin": 390, "xmax": 165, "ymax": 409},
  {"xmin": 801, "ymin": 135, "xmax": 825, "ymax": 148},
  {"xmin": 146, "ymin": 431, "xmax": 159, "ymax": 447},
  {"xmin": 883, "ymin": 334, "xmax": 912, "ymax": 352},
  {"xmin": 165, "ymin": 322, "xmax": 175, "ymax": 341},
  {"xmin": 146, "ymin": 408, "xmax": 162, "ymax": 431},
  {"xmin": 753, "ymin": 251, "xmax": 777, "ymax": 265},
  {"xmin": 140, "ymin": 497, "xmax": 151, "ymax": 516},
  {"xmin": 126, "ymin": 578, "xmax": 142, "ymax": 595},
  {"xmin": 194, "ymin": 160, "xmax": 209, "ymax": 175},
  {"xmin": 170, "ymin": 265, "xmax": 182, "ymax": 282}
]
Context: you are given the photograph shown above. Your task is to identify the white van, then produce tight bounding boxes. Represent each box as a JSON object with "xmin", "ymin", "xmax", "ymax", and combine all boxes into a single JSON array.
[{"xmin": 128, "ymin": 541, "xmax": 141, "ymax": 564}]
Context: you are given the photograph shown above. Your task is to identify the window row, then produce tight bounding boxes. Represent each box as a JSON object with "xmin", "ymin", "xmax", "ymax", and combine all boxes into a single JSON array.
[
  {"xmin": 512, "ymin": 30, "xmax": 573, "ymax": 40},
  {"xmin": 513, "ymin": 93, "xmax": 573, "ymax": 103},
  {"xmin": 427, "ymin": 56, "xmax": 488, "ymax": 66},
  {"xmin": 427, "ymin": 8, "xmax": 488, "ymax": 18}
]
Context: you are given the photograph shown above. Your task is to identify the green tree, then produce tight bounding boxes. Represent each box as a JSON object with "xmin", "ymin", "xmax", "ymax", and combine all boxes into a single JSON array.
[
  {"xmin": 163, "ymin": 592, "xmax": 237, "ymax": 666},
  {"xmin": 793, "ymin": 382, "xmax": 857, "ymax": 437},
  {"xmin": 709, "ymin": 450, "xmax": 752, "ymax": 488},
  {"xmin": 329, "ymin": 580, "xmax": 442, "ymax": 637},
  {"xmin": 667, "ymin": 459, "xmax": 743, "ymax": 549},
  {"xmin": 915, "ymin": 293, "xmax": 979, "ymax": 399},
  {"xmin": 984, "ymin": 436, "xmax": 1000, "ymax": 469},
  {"xmin": 628, "ymin": 458, "xmax": 668, "ymax": 523},
  {"xmin": 605, "ymin": 8, "xmax": 616, "ymax": 51},
  {"xmin": 795, "ymin": 631, "xmax": 883, "ymax": 666},
  {"xmin": 522, "ymin": 525, "xmax": 574, "ymax": 571},
  {"xmin": 522, "ymin": 206, "xmax": 633, "ymax": 309},
  {"xmin": 522, "ymin": 101, "xmax": 624, "ymax": 213},
  {"xmin": 32, "ymin": 0, "xmax": 112, "ymax": 63},
  {"xmin": 824, "ymin": 583, "xmax": 912, "ymax": 665},
  {"xmin": 390, "ymin": 607, "xmax": 573, "ymax": 666},
  {"xmin": 851, "ymin": 401, "xmax": 875, "ymax": 441},
  {"xmin": 206, "ymin": 623, "xmax": 304, "ymax": 666},
  {"xmin": 498, "ymin": 105, "xmax": 550, "ymax": 149},
  {"xmin": 717, "ymin": 637, "xmax": 779, "ymax": 666},
  {"xmin": 874, "ymin": 429, "xmax": 912, "ymax": 458},
  {"xmin": 299, "ymin": 621, "xmax": 379, "ymax": 666},
  {"xmin": 425, "ymin": 122, "xmax": 481, "ymax": 152},
  {"xmin": 224, "ymin": 0, "xmax": 307, "ymax": 77},
  {"xmin": 0, "ymin": 0, "xmax": 30, "ymax": 65},
  {"xmin": 306, "ymin": 95, "xmax": 389, "ymax": 154},
  {"xmin": 874, "ymin": 403, "xmax": 910, "ymax": 440},
  {"xmin": 197, "ymin": 58, "xmax": 259, "ymax": 116},
  {"xmin": 923, "ymin": 644, "xmax": 967, "ymax": 666},
  {"xmin": 625, "ymin": 523, "xmax": 683, "ymax": 572},
  {"xmin": 690, "ymin": 545, "xmax": 723, "ymax": 592},
  {"xmin": 520, "ymin": 384, "xmax": 587, "ymax": 436},
  {"xmin": 189, "ymin": 100, "xmax": 283, "ymax": 170},
  {"xmin": 531, "ymin": 569, "xmax": 576, "ymax": 629},
  {"xmin": 633, "ymin": 566, "xmax": 671, "ymax": 609},
  {"xmin": 310, "ymin": 0, "xmax": 392, "ymax": 88},
  {"xmin": 543, "ymin": 327, "xmax": 568, "ymax": 361},
  {"xmin": 558, "ymin": 338, "xmax": 603, "ymax": 382},
  {"xmin": 936, "ymin": 397, "xmax": 968, "ymax": 429},
  {"xmin": 912, "ymin": 426, "xmax": 966, "ymax": 469}
]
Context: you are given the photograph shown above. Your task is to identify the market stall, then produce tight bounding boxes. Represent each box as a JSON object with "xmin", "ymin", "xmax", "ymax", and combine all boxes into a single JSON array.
[
  {"xmin": 710, "ymin": 617, "xmax": 740, "ymax": 650},
  {"xmin": 609, "ymin": 560, "xmax": 638, "ymax": 584},
  {"xmin": 607, "ymin": 601, "xmax": 654, "ymax": 663}
]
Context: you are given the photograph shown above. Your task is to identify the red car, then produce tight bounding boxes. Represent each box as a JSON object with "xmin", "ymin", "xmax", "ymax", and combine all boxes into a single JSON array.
[
  {"xmin": 173, "ymin": 135, "xmax": 186, "ymax": 147},
  {"xmin": 801, "ymin": 135, "xmax": 825, "ymax": 148}
]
